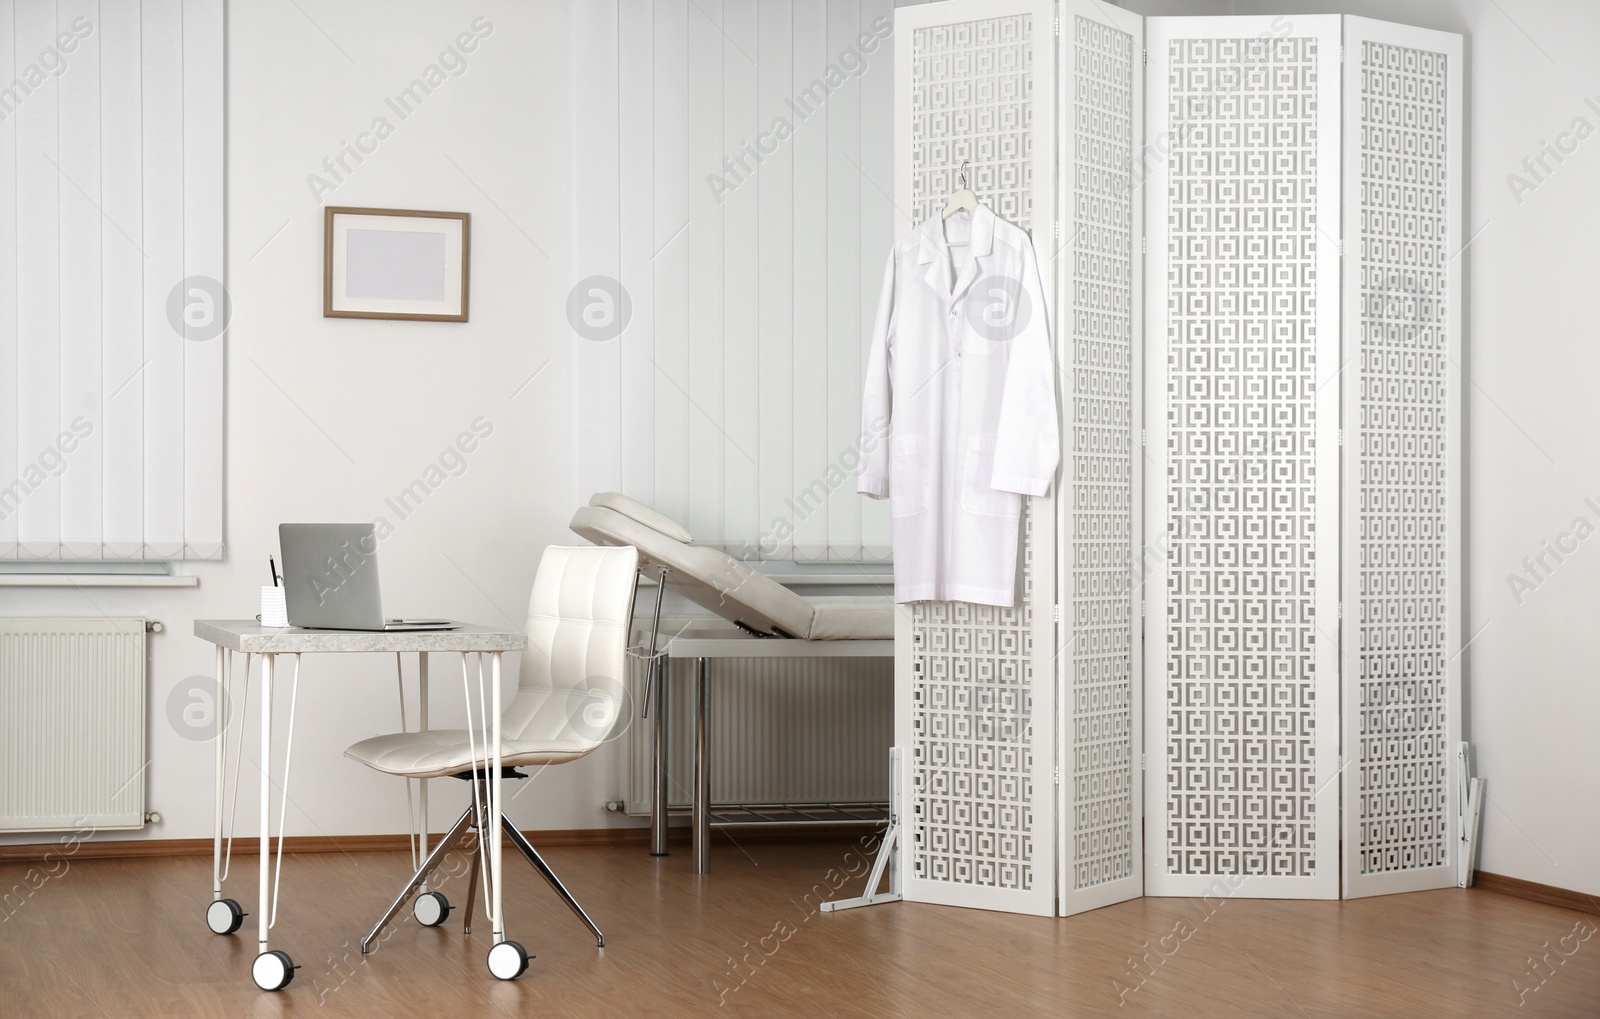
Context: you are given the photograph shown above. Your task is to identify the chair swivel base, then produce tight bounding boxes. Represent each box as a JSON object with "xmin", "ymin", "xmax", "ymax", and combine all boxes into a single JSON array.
[{"xmin": 360, "ymin": 790, "xmax": 606, "ymax": 962}]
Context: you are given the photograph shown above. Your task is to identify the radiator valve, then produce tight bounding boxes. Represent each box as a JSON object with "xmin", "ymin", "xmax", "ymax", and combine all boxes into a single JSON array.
[
  {"xmin": 603, "ymin": 800, "xmax": 625, "ymax": 813},
  {"xmin": 144, "ymin": 810, "xmax": 162, "ymax": 824}
]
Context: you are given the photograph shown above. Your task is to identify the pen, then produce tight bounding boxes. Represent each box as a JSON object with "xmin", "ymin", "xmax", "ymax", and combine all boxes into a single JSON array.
[{"xmin": 269, "ymin": 555, "xmax": 280, "ymax": 588}]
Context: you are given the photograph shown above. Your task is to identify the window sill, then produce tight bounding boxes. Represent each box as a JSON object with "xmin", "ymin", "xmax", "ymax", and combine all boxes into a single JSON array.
[{"xmin": 0, "ymin": 574, "xmax": 199, "ymax": 588}]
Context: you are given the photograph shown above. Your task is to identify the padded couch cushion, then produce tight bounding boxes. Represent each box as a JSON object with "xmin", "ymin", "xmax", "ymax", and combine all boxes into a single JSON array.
[
  {"xmin": 572, "ymin": 503, "xmax": 896, "ymax": 640},
  {"xmin": 572, "ymin": 505, "xmax": 816, "ymax": 638},
  {"xmin": 806, "ymin": 596, "xmax": 894, "ymax": 640},
  {"xmin": 588, "ymin": 491, "xmax": 693, "ymax": 543}
]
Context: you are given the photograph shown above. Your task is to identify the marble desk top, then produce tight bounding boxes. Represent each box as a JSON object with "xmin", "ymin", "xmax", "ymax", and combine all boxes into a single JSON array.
[{"xmin": 194, "ymin": 619, "xmax": 526, "ymax": 654}]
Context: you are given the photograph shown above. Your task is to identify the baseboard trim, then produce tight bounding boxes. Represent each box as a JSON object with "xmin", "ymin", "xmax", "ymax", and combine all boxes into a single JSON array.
[
  {"xmin": 0, "ymin": 823, "xmax": 874, "ymax": 864},
  {"xmin": 1476, "ymin": 871, "xmax": 1600, "ymax": 917}
]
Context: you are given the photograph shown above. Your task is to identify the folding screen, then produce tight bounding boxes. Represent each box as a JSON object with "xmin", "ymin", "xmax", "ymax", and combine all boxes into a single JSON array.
[
  {"xmin": 1339, "ymin": 17, "xmax": 1464, "ymax": 899},
  {"xmin": 893, "ymin": 4, "xmax": 1463, "ymax": 913},
  {"xmin": 893, "ymin": 0, "xmax": 1060, "ymax": 916},
  {"xmin": 1142, "ymin": 15, "xmax": 1345, "ymax": 900},
  {"xmin": 1055, "ymin": 4, "xmax": 1145, "ymax": 917}
]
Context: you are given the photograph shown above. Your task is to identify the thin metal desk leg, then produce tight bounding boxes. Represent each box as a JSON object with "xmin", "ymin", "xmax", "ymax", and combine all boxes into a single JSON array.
[
  {"xmin": 650, "ymin": 654, "xmax": 670, "ymax": 856},
  {"xmin": 418, "ymin": 652, "xmax": 430, "ymax": 892},
  {"xmin": 693, "ymin": 657, "xmax": 711, "ymax": 874},
  {"xmin": 258, "ymin": 652, "xmax": 274, "ymax": 953},
  {"xmin": 212, "ymin": 645, "xmax": 225, "ymax": 902},
  {"xmin": 490, "ymin": 651, "xmax": 505, "ymax": 942}
]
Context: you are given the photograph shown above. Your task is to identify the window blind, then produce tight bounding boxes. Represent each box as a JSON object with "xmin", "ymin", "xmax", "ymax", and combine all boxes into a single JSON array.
[
  {"xmin": 0, "ymin": 0, "xmax": 223, "ymax": 561},
  {"xmin": 570, "ymin": 0, "xmax": 897, "ymax": 562}
]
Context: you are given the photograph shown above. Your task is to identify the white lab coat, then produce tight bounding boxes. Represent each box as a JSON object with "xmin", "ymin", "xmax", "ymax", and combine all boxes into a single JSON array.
[{"xmin": 858, "ymin": 204, "xmax": 1059, "ymax": 607}]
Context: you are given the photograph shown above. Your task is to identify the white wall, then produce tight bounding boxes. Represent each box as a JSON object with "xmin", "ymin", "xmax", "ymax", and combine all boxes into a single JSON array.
[
  {"xmin": 1129, "ymin": 0, "xmax": 1600, "ymax": 897},
  {"xmin": 0, "ymin": 0, "xmax": 612, "ymax": 846}
]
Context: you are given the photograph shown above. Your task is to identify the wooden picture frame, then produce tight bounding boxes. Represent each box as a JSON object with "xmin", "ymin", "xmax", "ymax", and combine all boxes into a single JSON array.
[{"xmin": 323, "ymin": 207, "xmax": 470, "ymax": 321}]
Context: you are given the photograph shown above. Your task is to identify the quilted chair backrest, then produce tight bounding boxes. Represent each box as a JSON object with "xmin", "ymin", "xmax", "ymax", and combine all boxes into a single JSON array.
[{"xmin": 502, "ymin": 544, "xmax": 638, "ymax": 747}]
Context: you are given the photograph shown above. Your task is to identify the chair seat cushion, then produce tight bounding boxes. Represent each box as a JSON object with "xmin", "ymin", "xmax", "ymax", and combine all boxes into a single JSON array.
[
  {"xmin": 346, "ymin": 729, "xmax": 590, "ymax": 779},
  {"xmin": 805, "ymin": 596, "xmax": 895, "ymax": 640}
]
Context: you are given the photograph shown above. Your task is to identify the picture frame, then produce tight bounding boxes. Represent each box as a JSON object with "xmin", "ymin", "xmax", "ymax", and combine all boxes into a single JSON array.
[{"xmin": 323, "ymin": 207, "xmax": 471, "ymax": 322}]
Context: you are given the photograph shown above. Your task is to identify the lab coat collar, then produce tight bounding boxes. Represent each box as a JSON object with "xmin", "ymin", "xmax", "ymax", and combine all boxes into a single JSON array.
[{"xmin": 917, "ymin": 204, "xmax": 997, "ymax": 301}]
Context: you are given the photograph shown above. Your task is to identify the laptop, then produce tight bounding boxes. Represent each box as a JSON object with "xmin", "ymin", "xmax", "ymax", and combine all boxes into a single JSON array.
[{"xmin": 278, "ymin": 523, "xmax": 459, "ymax": 631}]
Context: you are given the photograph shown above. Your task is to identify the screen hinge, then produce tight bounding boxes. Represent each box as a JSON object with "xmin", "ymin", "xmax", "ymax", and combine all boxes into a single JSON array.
[
  {"xmin": 1141, "ymin": 235, "xmax": 1147, "ymax": 255},
  {"xmin": 1054, "ymin": 16, "xmax": 1061, "ymax": 37},
  {"xmin": 1053, "ymin": 764, "xmax": 1062, "ymax": 785},
  {"xmin": 1140, "ymin": 752, "xmax": 1147, "ymax": 771},
  {"xmin": 1337, "ymin": 428, "xmax": 1344, "ymax": 447},
  {"xmin": 1053, "ymin": 604, "xmax": 1061, "ymax": 623},
  {"xmin": 1338, "ymin": 601, "xmax": 1344, "ymax": 619},
  {"xmin": 1140, "ymin": 599, "xmax": 1146, "ymax": 618}
]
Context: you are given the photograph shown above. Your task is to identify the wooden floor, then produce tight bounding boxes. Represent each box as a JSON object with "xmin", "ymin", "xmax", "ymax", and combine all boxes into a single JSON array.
[{"xmin": 2, "ymin": 837, "xmax": 1597, "ymax": 1017}]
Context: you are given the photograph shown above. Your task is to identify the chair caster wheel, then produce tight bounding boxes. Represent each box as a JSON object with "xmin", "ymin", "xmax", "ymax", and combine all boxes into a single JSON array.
[
  {"xmin": 487, "ymin": 939, "xmax": 531, "ymax": 980},
  {"xmin": 252, "ymin": 950, "xmax": 297, "ymax": 991},
  {"xmin": 206, "ymin": 898, "xmax": 246, "ymax": 935},
  {"xmin": 413, "ymin": 891, "xmax": 451, "ymax": 927}
]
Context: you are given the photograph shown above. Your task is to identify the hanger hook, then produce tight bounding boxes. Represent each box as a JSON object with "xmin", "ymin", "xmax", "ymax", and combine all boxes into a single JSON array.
[{"xmin": 958, "ymin": 159, "xmax": 970, "ymax": 190}]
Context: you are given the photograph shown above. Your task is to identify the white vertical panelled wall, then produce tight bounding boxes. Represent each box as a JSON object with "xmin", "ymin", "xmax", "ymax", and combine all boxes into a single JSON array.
[
  {"xmin": 569, "ymin": 0, "xmax": 896, "ymax": 561},
  {"xmin": 0, "ymin": 0, "xmax": 224, "ymax": 561}
]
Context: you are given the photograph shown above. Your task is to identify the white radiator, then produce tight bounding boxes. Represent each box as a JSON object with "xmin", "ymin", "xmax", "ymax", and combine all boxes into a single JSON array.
[
  {"xmin": 625, "ymin": 654, "xmax": 892, "ymax": 814},
  {"xmin": 0, "ymin": 618, "xmax": 148, "ymax": 832}
]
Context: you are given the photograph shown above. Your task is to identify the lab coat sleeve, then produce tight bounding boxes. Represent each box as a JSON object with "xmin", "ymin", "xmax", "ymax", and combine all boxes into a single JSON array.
[
  {"xmin": 858, "ymin": 251, "xmax": 897, "ymax": 500},
  {"xmin": 990, "ymin": 235, "xmax": 1060, "ymax": 497}
]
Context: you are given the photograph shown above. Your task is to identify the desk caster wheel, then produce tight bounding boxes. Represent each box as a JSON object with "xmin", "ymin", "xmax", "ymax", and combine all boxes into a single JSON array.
[
  {"xmin": 487, "ymin": 940, "xmax": 530, "ymax": 980},
  {"xmin": 252, "ymin": 950, "xmax": 297, "ymax": 991},
  {"xmin": 413, "ymin": 891, "xmax": 451, "ymax": 927},
  {"xmin": 206, "ymin": 898, "xmax": 246, "ymax": 935}
]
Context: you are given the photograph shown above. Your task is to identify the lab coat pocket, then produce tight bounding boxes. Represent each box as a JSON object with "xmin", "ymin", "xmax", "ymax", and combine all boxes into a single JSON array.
[
  {"xmin": 889, "ymin": 436, "xmax": 931, "ymax": 518},
  {"xmin": 961, "ymin": 436, "xmax": 1019, "ymax": 518}
]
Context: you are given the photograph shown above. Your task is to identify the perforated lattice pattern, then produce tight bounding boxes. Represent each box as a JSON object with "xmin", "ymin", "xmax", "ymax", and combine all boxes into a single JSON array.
[
  {"xmin": 1069, "ymin": 15, "xmax": 1136, "ymax": 891},
  {"xmin": 1163, "ymin": 36, "xmax": 1322, "ymax": 878},
  {"xmin": 910, "ymin": 15, "xmax": 1033, "ymax": 226},
  {"xmin": 1355, "ymin": 41, "xmax": 1451, "ymax": 876},
  {"xmin": 909, "ymin": 13, "xmax": 1036, "ymax": 891}
]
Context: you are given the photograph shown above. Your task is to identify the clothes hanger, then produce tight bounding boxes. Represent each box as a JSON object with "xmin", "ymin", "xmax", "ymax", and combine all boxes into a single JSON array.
[
  {"xmin": 942, "ymin": 160, "xmax": 979, "ymax": 236},
  {"xmin": 941, "ymin": 161, "xmax": 979, "ymax": 249}
]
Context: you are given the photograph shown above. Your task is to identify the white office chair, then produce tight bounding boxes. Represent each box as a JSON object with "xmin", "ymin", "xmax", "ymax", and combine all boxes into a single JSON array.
[{"xmin": 344, "ymin": 544, "xmax": 639, "ymax": 980}]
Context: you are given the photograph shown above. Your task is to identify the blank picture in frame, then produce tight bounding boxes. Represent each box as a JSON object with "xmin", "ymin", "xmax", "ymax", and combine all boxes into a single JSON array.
[{"xmin": 324, "ymin": 207, "xmax": 470, "ymax": 321}]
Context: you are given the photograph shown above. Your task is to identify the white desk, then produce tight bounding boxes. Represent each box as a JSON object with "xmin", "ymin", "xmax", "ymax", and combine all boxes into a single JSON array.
[
  {"xmin": 653, "ymin": 627, "xmax": 895, "ymax": 874},
  {"xmin": 193, "ymin": 620, "xmax": 526, "ymax": 990}
]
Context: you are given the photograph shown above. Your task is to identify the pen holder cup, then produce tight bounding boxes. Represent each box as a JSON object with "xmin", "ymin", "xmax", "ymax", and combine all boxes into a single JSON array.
[{"xmin": 260, "ymin": 586, "xmax": 289, "ymax": 628}]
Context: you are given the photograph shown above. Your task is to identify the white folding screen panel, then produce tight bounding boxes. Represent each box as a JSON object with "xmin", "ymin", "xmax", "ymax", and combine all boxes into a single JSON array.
[
  {"xmin": 1340, "ymin": 17, "xmax": 1463, "ymax": 899},
  {"xmin": 1056, "ymin": 1, "xmax": 1145, "ymax": 916},
  {"xmin": 1143, "ymin": 16, "xmax": 1343, "ymax": 899},
  {"xmin": 0, "ymin": 0, "xmax": 224, "ymax": 561},
  {"xmin": 893, "ymin": 0, "xmax": 1058, "ymax": 916}
]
